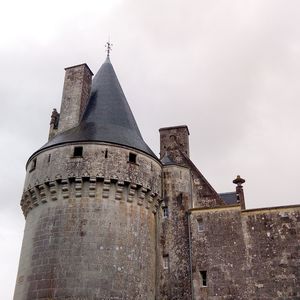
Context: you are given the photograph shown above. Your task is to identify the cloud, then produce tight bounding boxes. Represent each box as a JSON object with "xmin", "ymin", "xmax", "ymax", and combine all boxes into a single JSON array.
[{"xmin": 1, "ymin": 0, "xmax": 300, "ymax": 297}]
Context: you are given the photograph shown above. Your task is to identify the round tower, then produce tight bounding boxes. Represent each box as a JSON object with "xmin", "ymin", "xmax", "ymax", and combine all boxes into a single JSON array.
[{"xmin": 14, "ymin": 57, "xmax": 161, "ymax": 299}]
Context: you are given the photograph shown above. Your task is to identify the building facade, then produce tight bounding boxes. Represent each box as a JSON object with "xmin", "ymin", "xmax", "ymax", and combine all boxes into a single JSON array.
[{"xmin": 14, "ymin": 55, "xmax": 300, "ymax": 300}]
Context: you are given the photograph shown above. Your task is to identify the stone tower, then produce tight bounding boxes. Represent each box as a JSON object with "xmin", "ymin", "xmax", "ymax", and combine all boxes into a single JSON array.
[
  {"xmin": 14, "ymin": 56, "xmax": 161, "ymax": 299},
  {"xmin": 14, "ymin": 52, "xmax": 300, "ymax": 300}
]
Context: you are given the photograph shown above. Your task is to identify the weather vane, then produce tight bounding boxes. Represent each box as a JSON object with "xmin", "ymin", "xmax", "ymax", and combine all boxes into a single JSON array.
[{"xmin": 105, "ymin": 40, "xmax": 113, "ymax": 57}]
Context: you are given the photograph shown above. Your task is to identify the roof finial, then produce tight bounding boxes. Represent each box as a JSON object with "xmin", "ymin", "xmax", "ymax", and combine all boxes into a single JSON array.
[{"xmin": 105, "ymin": 39, "xmax": 113, "ymax": 58}]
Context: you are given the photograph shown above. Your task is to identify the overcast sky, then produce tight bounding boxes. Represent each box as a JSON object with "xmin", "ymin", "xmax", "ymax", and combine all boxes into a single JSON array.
[{"xmin": 1, "ymin": 0, "xmax": 300, "ymax": 298}]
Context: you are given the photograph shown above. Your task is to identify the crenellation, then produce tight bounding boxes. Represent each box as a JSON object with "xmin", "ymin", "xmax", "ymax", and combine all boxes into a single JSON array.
[
  {"xmin": 61, "ymin": 179, "xmax": 69, "ymax": 199},
  {"xmin": 128, "ymin": 183, "xmax": 137, "ymax": 203},
  {"xmin": 88, "ymin": 177, "xmax": 96, "ymax": 198},
  {"xmin": 115, "ymin": 181, "xmax": 124, "ymax": 201},
  {"xmin": 74, "ymin": 177, "xmax": 82, "ymax": 198},
  {"xmin": 49, "ymin": 181, "xmax": 58, "ymax": 201}
]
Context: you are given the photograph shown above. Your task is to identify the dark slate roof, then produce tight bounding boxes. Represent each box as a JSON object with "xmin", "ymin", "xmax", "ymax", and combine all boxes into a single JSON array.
[
  {"xmin": 218, "ymin": 192, "xmax": 238, "ymax": 205},
  {"xmin": 37, "ymin": 57, "xmax": 157, "ymax": 159}
]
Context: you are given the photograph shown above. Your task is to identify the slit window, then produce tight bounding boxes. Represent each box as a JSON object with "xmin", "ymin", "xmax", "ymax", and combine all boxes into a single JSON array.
[
  {"xmin": 129, "ymin": 153, "xmax": 137, "ymax": 163},
  {"xmin": 73, "ymin": 146, "xmax": 83, "ymax": 157},
  {"xmin": 105, "ymin": 149, "xmax": 108, "ymax": 158},
  {"xmin": 48, "ymin": 154, "xmax": 51, "ymax": 163},
  {"xmin": 163, "ymin": 255, "xmax": 169, "ymax": 270},
  {"xmin": 197, "ymin": 218, "xmax": 204, "ymax": 232},
  {"xmin": 200, "ymin": 271, "xmax": 207, "ymax": 287}
]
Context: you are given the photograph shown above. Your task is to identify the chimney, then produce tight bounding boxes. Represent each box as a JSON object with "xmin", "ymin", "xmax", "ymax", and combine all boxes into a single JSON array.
[
  {"xmin": 233, "ymin": 175, "xmax": 246, "ymax": 210},
  {"xmin": 56, "ymin": 63, "xmax": 93, "ymax": 135},
  {"xmin": 159, "ymin": 125, "xmax": 190, "ymax": 159}
]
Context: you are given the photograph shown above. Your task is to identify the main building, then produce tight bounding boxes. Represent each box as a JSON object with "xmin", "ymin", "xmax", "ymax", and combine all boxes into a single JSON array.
[{"xmin": 14, "ymin": 52, "xmax": 300, "ymax": 300}]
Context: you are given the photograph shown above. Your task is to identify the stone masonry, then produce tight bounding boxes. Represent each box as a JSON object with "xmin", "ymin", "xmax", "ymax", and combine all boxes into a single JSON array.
[{"xmin": 14, "ymin": 55, "xmax": 300, "ymax": 300}]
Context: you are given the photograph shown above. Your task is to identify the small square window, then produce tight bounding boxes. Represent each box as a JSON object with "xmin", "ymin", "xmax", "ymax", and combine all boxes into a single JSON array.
[
  {"xmin": 128, "ymin": 153, "xmax": 137, "ymax": 163},
  {"xmin": 200, "ymin": 270, "xmax": 207, "ymax": 287},
  {"xmin": 73, "ymin": 146, "xmax": 83, "ymax": 157}
]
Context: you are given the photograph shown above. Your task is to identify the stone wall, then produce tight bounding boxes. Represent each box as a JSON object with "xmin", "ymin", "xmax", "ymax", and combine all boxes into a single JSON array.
[
  {"xmin": 190, "ymin": 205, "xmax": 300, "ymax": 300},
  {"xmin": 15, "ymin": 143, "xmax": 161, "ymax": 300},
  {"xmin": 241, "ymin": 206, "xmax": 300, "ymax": 299},
  {"xmin": 57, "ymin": 64, "xmax": 93, "ymax": 135},
  {"xmin": 24, "ymin": 144, "xmax": 161, "ymax": 196},
  {"xmin": 159, "ymin": 126, "xmax": 190, "ymax": 159},
  {"xmin": 158, "ymin": 164, "xmax": 192, "ymax": 300}
]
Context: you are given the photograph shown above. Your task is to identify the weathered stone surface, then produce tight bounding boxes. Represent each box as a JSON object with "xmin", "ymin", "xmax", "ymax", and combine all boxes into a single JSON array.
[
  {"xmin": 57, "ymin": 64, "xmax": 93, "ymax": 134},
  {"xmin": 158, "ymin": 165, "xmax": 192, "ymax": 300},
  {"xmin": 190, "ymin": 205, "xmax": 300, "ymax": 300},
  {"xmin": 15, "ymin": 143, "xmax": 160, "ymax": 300},
  {"xmin": 14, "ymin": 59, "xmax": 300, "ymax": 300},
  {"xmin": 24, "ymin": 144, "xmax": 161, "ymax": 197}
]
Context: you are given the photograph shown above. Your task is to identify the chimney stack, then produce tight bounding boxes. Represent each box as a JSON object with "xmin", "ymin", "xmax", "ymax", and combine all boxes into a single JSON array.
[{"xmin": 56, "ymin": 63, "xmax": 93, "ymax": 135}]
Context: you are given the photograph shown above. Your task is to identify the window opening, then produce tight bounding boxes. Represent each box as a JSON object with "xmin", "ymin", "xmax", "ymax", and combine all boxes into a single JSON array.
[
  {"xmin": 178, "ymin": 193, "xmax": 183, "ymax": 205},
  {"xmin": 129, "ymin": 153, "xmax": 137, "ymax": 163},
  {"xmin": 197, "ymin": 218, "xmax": 204, "ymax": 232},
  {"xmin": 163, "ymin": 255, "xmax": 169, "ymax": 270},
  {"xmin": 73, "ymin": 146, "xmax": 83, "ymax": 157},
  {"xmin": 105, "ymin": 149, "xmax": 108, "ymax": 158},
  {"xmin": 200, "ymin": 271, "xmax": 207, "ymax": 287},
  {"xmin": 48, "ymin": 154, "xmax": 51, "ymax": 163},
  {"xmin": 29, "ymin": 158, "xmax": 37, "ymax": 172},
  {"xmin": 163, "ymin": 207, "xmax": 169, "ymax": 218}
]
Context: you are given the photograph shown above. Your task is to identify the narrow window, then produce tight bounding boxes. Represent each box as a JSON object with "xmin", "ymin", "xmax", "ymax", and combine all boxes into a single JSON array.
[
  {"xmin": 197, "ymin": 218, "xmax": 204, "ymax": 232},
  {"xmin": 129, "ymin": 153, "xmax": 137, "ymax": 163},
  {"xmin": 73, "ymin": 146, "xmax": 83, "ymax": 157},
  {"xmin": 163, "ymin": 255, "xmax": 169, "ymax": 270},
  {"xmin": 200, "ymin": 271, "xmax": 207, "ymax": 287},
  {"xmin": 105, "ymin": 149, "xmax": 108, "ymax": 158},
  {"xmin": 48, "ymin": 154, "xmax": 51, "ymax": 163},
  {"xmin": 29, "ymin": 158, "xmax": 37, "ymax": 172},
  {"xmin": 177, "ymin": 193, "xmax": 183, "ymax": 205},
  {"xmin": 163, "ymin": 207, "xmax": 169, "ymax": 218}
]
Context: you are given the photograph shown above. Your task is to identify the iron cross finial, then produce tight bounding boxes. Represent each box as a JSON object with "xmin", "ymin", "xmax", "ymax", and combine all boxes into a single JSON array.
[{"xmin": 105, "ymin": 40, "xmax": 113, "ymax": 57}]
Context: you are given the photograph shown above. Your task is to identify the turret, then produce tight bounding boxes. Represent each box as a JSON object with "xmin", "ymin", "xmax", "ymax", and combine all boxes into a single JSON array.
[{"xmin": 14, "ymin": 55, "xmax": 161, "ymax": 300}]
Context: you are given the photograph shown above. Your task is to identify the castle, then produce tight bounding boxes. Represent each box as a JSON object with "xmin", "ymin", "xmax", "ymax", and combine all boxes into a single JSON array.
[{"xmin": 14, "ymin": 50, "xmax": 300, "ymax": 299}]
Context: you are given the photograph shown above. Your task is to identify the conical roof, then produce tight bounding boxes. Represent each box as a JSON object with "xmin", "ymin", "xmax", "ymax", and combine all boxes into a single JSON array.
[{"xmin": 37, "ymin": 57, "xmax": 156, "ymax": 158}]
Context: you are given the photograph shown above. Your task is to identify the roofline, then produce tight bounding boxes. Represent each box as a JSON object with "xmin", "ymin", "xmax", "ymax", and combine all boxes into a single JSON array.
[
  {"xmin": 188, "ymin": 203, "xmax": 300, "ymax": 214},
  {"xmin": 26, "ymin": 140, "xmax": 160, "ymax": 169},
  {"xmin": 64, "ymin": 63, "xmax": 94, "ymax": 76},
  {"xmin": 159, "ymin": 125, "xmax": 190, "ymax": 135},
  {"xmin": 242, "ymin": 204, "xmax": 300, "ymax": 214},
  {"xmin": 218, "ymin": 192, "xmax": 236, "ymax": 195},
  {"xmin": 189, "ymin": 204, "xmax": 241, "ymax": 213}
]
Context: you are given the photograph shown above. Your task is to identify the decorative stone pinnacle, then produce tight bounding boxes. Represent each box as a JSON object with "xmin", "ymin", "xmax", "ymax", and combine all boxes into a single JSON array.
[{"xmin": 233, "ymin": 175, "xmax": 245, "ymax": 186}]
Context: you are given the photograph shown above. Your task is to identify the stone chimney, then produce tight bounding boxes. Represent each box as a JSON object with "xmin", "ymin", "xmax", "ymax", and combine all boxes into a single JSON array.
[
  {"xmin": 233, "ymin": 175, "xmax": 246, "ymax": 210},
  {"xmin": 56, "ymin": 63, "xmax": 93, "ymax": 135},
  {"xmin": 159, "ymin": 125, "xmax": 190, "ymax": 159}
]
